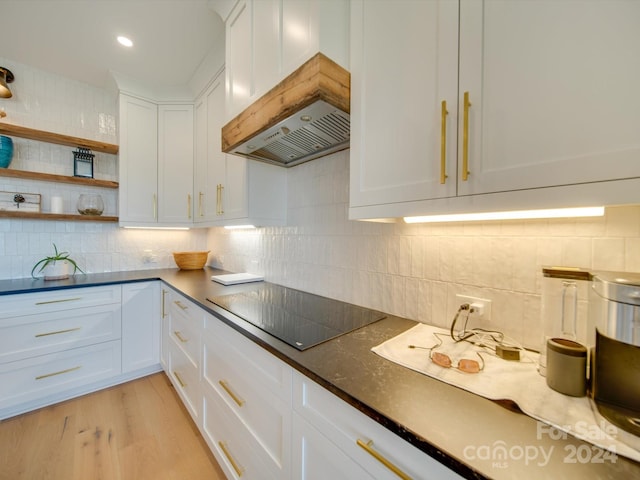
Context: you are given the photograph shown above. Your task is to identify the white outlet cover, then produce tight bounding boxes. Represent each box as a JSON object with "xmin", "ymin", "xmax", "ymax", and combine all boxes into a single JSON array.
[{"xmin": 455, "ymin": 294, "xmax": 492, "ymax": 320}]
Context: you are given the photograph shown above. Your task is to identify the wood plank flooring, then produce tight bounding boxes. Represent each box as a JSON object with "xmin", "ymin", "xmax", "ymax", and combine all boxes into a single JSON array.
[{"xmin": 0, "ymin": 373, "xmax": 227, "ymax": 480}]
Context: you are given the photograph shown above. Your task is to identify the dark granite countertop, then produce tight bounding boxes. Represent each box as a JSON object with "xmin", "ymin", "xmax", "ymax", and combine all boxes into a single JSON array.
[{"xmin": 2, "ymin": 267, "xmax": 638, "ymax": 479}]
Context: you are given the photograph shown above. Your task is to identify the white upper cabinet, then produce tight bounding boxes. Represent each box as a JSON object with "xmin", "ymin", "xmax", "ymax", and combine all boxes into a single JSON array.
[
  {"xmin": 458, "ymin": 0, "xmax": 640, "ymax": 196},
  {"xmin": 350, "ymin": 0, "xmax": 640, "ymax": 220},
  {"xmin": 349, "ymin": 0, "xmax": 459, "ymax": 209},
  {"xmin": 119, "ymin": 94, "xmax": 159, "ymax": 224},
  {"xmin": 194, "ymin": 69, "xmax": 287, "ymax": 227},
  {"xmin": 224, "ymin": 0, "xmax": 349, "ymax": 121},
  {"xmin": 158, "ymin": 104, "xmax": 194, "ymax": 224},
  {"xmin": 119, "ymin": 94, "xmax": 194, "ymax": 227},
  {"xmin": 195, "ymin": 73, "xmax": 226, "ymax": 224}
]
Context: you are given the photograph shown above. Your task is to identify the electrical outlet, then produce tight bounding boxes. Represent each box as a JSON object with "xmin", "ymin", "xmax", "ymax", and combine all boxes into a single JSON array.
[
  {"xmin": 142, "ymin": 250, "xmax": 157, "ymax": 264},
  {"xmin": 455, "ymin": 294, "xmax": 492, "ymax": 321}
]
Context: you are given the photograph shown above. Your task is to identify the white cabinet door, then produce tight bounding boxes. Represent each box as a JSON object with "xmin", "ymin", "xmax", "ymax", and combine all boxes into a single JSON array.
[
  {"xmin": 121, "ymin": 282, "xmax": 160, "ymax": 373},
  {"xmin": 458, "ymin": 0, "xmax": 640, "ymax": 197},
  {"xmin": 195, "ymin": 73, "xmax": 226, "ymax": 223},
  {"xmin": 292, "ymin": 412, "xmax": 375, "ymax": 480},
  {"xmin": 158, "ymin": 104, "xmax": 194, "ymax": 224},
  {"xmin": 349, "ymin": 0, "xmax": 459, "ymax": 209},
  {"xmin": 119, "ymin": 94, "xmax": 158, "ymax": 224},
  {"xmin": 226, "ymin": 0, "xmax": 253, "ymax": 120}
]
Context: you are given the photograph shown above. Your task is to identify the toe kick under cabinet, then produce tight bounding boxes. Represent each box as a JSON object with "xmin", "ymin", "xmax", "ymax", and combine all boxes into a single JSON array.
[{"xmin": 0, "ymin": 282, "xmax": 161, "ymax": 420}]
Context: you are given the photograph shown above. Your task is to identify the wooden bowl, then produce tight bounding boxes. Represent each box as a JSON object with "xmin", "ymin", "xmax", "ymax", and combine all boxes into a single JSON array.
[{"xmin": 172, "ymin": 251, "xmax": 210, "ymax": 270}]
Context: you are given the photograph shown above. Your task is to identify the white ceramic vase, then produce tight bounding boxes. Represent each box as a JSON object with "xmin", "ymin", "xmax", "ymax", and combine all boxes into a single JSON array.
[{"xmin": 43, "ymin": 260, "xmax": 71, "ymax": 281}]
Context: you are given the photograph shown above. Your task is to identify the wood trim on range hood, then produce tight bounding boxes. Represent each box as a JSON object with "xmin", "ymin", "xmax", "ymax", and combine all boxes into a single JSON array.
[{"xmin": 221, "ymin": 53, "xmax": 351, "ymax": 167}]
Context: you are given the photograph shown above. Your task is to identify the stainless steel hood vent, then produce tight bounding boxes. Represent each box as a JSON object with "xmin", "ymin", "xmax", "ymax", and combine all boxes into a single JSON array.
[
  {"xmin": 222, "ymin": 53, "xmax": 350, "ymax": 168},
  {"xmin": 231, "ymin": 101, "xmax": 350, "ymax": 167}
]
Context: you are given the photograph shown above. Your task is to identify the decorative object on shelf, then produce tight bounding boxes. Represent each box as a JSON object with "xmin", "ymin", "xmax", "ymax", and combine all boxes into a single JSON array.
[
  {"xmin": 0, "ymin": 190, "xmax": 40, "ymax": 212},
  {"xmin": 31, "ymin": 243, "xmax": 84, "ymax": 280},
  {"xmin": 0, "ymin": 67, "xmax": 14, "ymax": 98},
  {"xmin": 73, "ymin": 147, "xmax": 94, "ymax": 178},
  {"xmin": 172, "ymin": 251, "xmax": 210, "ymax": 270},
  {"xmin": 0, "ymin": 135, "xmax": 13, "ymax": 168},
  {"xmin": 50, "ymin": 195, "xmax": 64, "ymax": 214},
  {"xmin": 76, "ymin": 193, "xmax": 104, "ymax": 215},
  {"xmin": 0, "ymin": 108, "xmax": 6, "ymax": 118}
]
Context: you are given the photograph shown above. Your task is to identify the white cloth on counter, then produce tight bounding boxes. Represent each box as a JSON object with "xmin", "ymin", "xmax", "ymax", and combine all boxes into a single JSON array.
[{"xmin": 371, "ymin": 323, "xmax": 640, "ymax": 463}]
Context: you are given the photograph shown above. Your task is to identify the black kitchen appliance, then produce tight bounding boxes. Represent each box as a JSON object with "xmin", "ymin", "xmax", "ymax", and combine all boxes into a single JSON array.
[
  {"xmin": 208, "ymin": 283, "xmax": 386, "ymax": 351},
  {"xmin": 590, "ymin": 271, "xmax": 640, "ymax": 436}
]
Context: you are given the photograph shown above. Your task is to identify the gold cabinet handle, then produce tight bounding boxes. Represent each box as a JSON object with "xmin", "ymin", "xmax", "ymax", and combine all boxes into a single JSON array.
[
  {"xmin": 440, "ymin": 100, "xmax": 448, "ymax": 184},
  {"xmin": 35, "ymin": 327, "xmax": 81, "ymax": 338},
  {"xmin": 153, "ymin": 193, "xmax": 158, "ymax": 220},
  {"xmin": 173, "ymin": 330, "xmax": 188, "ymax": 343},
  {"xmin": 198, "ymin": 191, "xmax": 204, "ymax": 217},
  {"xmin": 187, "ymin": 194, "xmax": 192, "ymax": 219},
  {"xmin": 356, "ymin": 439, "xmax": 411, "ymax": 480},
  {"xmin": 219, "ymin": 184, "xmax": 224, "ymax": 215},
  {"xmin": 36, "ymin": 365, "xmax": 81, "ymax": 381},
  {"xmin": 173, "ymin": 300, "xmax": 188, "ymax": 311},
  {"xmin": 161, "ymin": 289, "xmax": 167, "ymax": 318},
  {"xmin": 216, "ymin": 184, "xmax": 221, "ymax": 215},
  {"xmin": 218, "ymin": 441, "xmax": 244, "ymax": 477},
  {"xmin": 172, "ymin": 370, "xmax": 186, "ymax": 388},
  {"xmin": 35, "ymin": 297, "xmax": 81, "ymax": 305},
  {"xmin": 462, "ymin": 91, "xmax": 471, "ymax": 182},
  {"xmin": 219, "ymin": 380, "xmax": 245, "ymax": 407}
]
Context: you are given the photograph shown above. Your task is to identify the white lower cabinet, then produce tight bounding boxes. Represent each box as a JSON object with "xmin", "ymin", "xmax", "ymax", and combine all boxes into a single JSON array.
[
  {"xmin": 292, "ymin": 411, "xmax": 375, "ymax": 480},
  {"xmin": 201, "ymin": 311, "xmax": 292, "ymax": 480},
  {"xmin": 122, "ymin": 281, "xmax": 160, "ymax": 373},
  {"xmin": 165, "ymin": 289, "xmax": 203, "ymax": 425},
  {"xmin": 162, "ymin": 291, "xmax": 460, "ymax": 480},
  {"xmin": 293, "ymin": 371, "xmax": 462, "ymax": 480},
  {"xmin": 0, "ymin": 341, "xmax": 121, "ymax": 412},
  {"xmin": 0, "ymin": 282, "xmax": 162, "ymax": 420}
]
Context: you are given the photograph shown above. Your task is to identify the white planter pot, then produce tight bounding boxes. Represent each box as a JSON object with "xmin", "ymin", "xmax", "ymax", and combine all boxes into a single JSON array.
[{"xmin": 42, "ymin": 260, "xmax": 71, "ymax": 281}]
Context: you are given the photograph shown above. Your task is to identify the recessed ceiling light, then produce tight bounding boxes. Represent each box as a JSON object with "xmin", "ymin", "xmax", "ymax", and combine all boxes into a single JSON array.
[{"xmin": 117, "ymin": 36, "xmax": 133, "ymax": 47}]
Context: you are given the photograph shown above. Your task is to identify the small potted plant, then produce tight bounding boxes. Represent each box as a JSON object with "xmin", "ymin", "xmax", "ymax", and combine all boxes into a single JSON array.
[{"xmin": 31, "ymin": 243, "xmax": 84, "ymax": 280}]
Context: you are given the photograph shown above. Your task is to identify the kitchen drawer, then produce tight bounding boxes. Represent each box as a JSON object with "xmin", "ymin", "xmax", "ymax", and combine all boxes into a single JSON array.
[
  {"xmin": 168, "ymin": 291, "xmax": 203, "ymax": 325},
  {"xmin": 0, "ymin": 340, "xmax": 122, "ymax": 409},
  {"xmin": 293, "ymin": 372, "xmax": 462, "ymax": 480},
  {"xmin": 202, "ymin": 387, "xmax": 281, "ymax": 480},
  {"xmin": 202, "ymin": 329, "xmax": 291, "ymax": 477},
  {"xmin": 0, "ymin": 303, "xmax": 121, "ymax": 364},
  {"xmin": 0, "ymin": 285, "xmax": 121, "ymax": 319},
  {"xmin": 168, "ymin": 339, "xmax": 200, "ymax": 423},
  {"xmin": 292, "ymin": 411, "xmax": 375, "ymax": 480},
  {"xmin": 203, "ymin": 312, "xmax": 292, "ymax": 399},
  {"xmin": 169, "ymin": 300, "xmax": 201, "ymax": 367}
]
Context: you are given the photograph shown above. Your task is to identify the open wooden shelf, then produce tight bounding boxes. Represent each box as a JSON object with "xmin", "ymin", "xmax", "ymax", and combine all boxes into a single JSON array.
[
  {"xmin": 0, "ymin": 123, "xmax": 119, "ymax": 154},
  {"xmin": 0, "ymin": 210, "xmax": 118, "ymax": 222},
  {"xmin": 0, "ymin": 168, "xmax": 118, "ymax": 188}
]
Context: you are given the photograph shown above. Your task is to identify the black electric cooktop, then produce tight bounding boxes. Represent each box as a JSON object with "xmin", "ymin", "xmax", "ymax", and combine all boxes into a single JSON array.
[{"xmin": 207, "ymin": 283, "xmax": 386, "ymax": 351}]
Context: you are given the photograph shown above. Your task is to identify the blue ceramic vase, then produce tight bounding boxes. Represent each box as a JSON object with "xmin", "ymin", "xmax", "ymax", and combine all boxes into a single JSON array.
[{"xmin": 0, "ymin": 135, "xmax": 13, "ymax": 168}]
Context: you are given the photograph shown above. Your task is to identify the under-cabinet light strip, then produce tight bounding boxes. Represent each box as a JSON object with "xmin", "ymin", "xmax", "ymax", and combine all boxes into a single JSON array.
[{"xmin": 404, "ymin": 206, "xmax": 605, "ymax": 224}]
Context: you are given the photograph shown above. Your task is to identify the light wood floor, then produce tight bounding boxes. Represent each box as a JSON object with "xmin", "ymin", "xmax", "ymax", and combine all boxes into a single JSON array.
[{"xmin": 0, "ymin": 372, "xmax": 227, "ymax": 480}]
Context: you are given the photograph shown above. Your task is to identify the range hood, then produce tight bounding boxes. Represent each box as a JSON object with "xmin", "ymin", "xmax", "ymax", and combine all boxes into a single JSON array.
[{"xmin": 221, "ymin": 53, "xmax": 350, "ymax": 168}]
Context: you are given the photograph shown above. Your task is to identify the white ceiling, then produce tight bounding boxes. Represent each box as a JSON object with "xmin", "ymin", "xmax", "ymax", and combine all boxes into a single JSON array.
[{"xmin": 0, "ymin": 0, "xmax": 224, "ymax": 90}]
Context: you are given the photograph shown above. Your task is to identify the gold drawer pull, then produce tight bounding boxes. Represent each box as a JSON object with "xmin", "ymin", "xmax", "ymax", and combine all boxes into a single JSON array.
[
  {"xmin": 173, "ymin": 330, "xmax": 188, "ymax": 343},
  {"xmin": 162, "ymin": 289, "xmax": 167, "ymax": 318},
  {"xmin": 172, "ymin": 371, "xmax": 186, "ymax": 388},
  {"xmin": 35, "ymin": 365, "xmax": 81, "ymax": 380},
  {"xmin": 218, "ymin": 441, "xmax": 244, "ymax": 477},
  {"xmin": 173, "ymin": 300, "xmax": 188, "ymax": 310},
  {"xmin": 219, "ymin": 380, "xmax": 245, "ymax": 407},
  {"xmin": 356, "ymin": 439, "xmax": 411, "ymax": 480},
  {"xmin": 35, "ymin": 327, "xmax": 81, "ymax": 338},
  {"xmin": 35, "ymin": 297, "xmax": 81, "ymax": 305}
]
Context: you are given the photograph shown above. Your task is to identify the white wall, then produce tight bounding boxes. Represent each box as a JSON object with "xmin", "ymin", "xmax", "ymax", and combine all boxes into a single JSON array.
[
  {"xmin": 0, "ymin": 58, "xmax": 207, "ymax": 279},
  {"xmin": 207, "ymin": 150, "xmax": 640, "ymax": 351}
]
